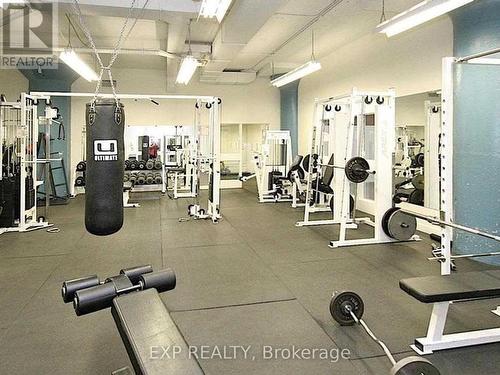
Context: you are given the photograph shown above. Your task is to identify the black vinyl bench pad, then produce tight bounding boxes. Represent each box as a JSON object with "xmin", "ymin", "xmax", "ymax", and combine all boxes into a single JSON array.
[
  {"xmin": 400, "ymin": 270, "xmax": 500, "ymax": 304},
  {"xmin": 112, "ymin": 289, "xmax": 204, "ymax": 375}
]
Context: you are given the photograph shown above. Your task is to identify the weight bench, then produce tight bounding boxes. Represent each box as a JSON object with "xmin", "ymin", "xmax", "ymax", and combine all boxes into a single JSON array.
[
  {"xmin": 112, "ymin": 289, "xmax": 204, "ymax": 375},
  {"xmin": 62, "ymin": 265, "xmax": 203, "ymax": 375},
  {"xmin": 400, "ymin": 270, "xmax": 500, "ymax": 354}
]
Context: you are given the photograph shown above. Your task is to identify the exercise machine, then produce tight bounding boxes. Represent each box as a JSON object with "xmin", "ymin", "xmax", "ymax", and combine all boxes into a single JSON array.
[
  {"xmin": 242, "ymin": 130, "xmax": 294, "ymax": 203},
  {"xmin": 1, "ymin": 94, "xmax": 55, "ymax": 234},
  {"xmin": 330, "ymin": 291, "xmax": 440, "ymax": 374},
  {"xmin": 186, "ymin": 99, "xmax": 222, "ymax": 223},
  {"xmin": 297, "ymin": 96, "xmax": 360, "ymax": 226}
]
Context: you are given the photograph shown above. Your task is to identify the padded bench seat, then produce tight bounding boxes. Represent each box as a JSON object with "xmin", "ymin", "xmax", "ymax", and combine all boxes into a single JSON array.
[
  {"xmin": 400, "ymin": 270, "xmax": 500, "ymax": 303},
  {"xmin": 112, "ymin": 289, "xmax": 204, "ymax": 375},
  {"xmin": 166, "ymin": 167, "xmax": 185, "ymax": 173}
]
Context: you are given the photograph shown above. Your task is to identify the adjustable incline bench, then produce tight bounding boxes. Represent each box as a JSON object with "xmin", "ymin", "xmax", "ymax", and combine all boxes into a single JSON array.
[
  {"xmin": 400, "ymin": 270, "xmax": 500, "ymax": 354},
  {"xmin": 62, "ymin": 265, "xmax": 204, "ymax": 375}
]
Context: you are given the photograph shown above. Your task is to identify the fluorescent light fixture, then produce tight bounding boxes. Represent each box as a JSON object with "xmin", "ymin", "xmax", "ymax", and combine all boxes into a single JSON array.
[
  {"xmin": 59, "ymin": 49, "xmax": 99, "ymax": 82},
  {"xmin": 176, "ymin": 55, "xmax": 199, "ymax": 85},
  {"xmin": 376, "ymin": 0, "xmax": 475, "ymax": 37},
  {"xmin": 467, "ymin": 57, "xmax": 500, "ymax": 65},
  {"xmin": 270, "ymin": 60, "xmax": 322, "ymax": 88},
  {"xmin": 199, "ymin": 0, "xmax": 232, "ymax": 22}
]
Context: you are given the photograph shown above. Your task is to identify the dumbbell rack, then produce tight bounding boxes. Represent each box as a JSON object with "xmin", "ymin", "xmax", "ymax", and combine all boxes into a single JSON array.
[{"xmin": 125, "ymin": 159, "xmax": 166, "ymax": 193}]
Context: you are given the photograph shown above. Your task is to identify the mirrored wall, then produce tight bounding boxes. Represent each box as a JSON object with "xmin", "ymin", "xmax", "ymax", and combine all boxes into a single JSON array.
[{"xmin": 394, "ymin": 91, "xmax": 441, "ymax": 212}]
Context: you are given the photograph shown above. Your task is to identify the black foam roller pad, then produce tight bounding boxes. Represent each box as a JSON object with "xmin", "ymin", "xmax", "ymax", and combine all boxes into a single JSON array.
[
  {"xmin": 73, "ymin": 282, "xmax": 117, "ymax": 316},
  {"xmin": 120, "ymin": 265, "xmax": 153, "ymax": 284},
  {"xmin": 140, "ymin": 269, "xmax": 176, "ymax": 293},
  {"xmin": 61, "ymin": 275, "xmax": 100, "ymax": 303},
  {"xmin": 85, "ymin": 100, "xmax": 125, "ymax": 236}
]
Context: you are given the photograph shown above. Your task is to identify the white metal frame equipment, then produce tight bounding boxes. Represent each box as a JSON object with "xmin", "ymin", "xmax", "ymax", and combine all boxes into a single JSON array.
[
  {"xmin": 244, "ymin": 130, "xmax": 293, "ymax": 203},
  {"xmin": 0, "ymin": 94, "xmax": 55, "ymax": 234},
  {"xmin": 296, "ymin": 95, "xmax": 356, "ymax": 227},
  {"xmin": 31, "ymin": 92, "xmax": 222, "ymax": 223},
  {"xmin": 409, "ymin": 52, "xmax": 500, "ymax": 355}
]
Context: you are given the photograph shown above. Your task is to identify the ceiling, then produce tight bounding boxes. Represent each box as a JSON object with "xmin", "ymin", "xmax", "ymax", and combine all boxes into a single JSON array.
[{"xmin": 39, "ymin": 0, "xmax": 424, "ymax": 84}]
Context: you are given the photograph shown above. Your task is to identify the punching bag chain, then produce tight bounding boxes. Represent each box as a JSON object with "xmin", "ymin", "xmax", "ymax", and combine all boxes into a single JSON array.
[{"xmin": 71, "ymin": 0, "xmax": 150, "ymax": 110}]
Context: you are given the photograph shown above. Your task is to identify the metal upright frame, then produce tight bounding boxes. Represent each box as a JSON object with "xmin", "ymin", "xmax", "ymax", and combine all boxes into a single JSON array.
[
  {"xmin": 296, "ymin": 94, "xmax": 358, "ymax": 227},
  {"xmin": 411, "ymin": 52, "xmax": 500, "ymax": 355}
]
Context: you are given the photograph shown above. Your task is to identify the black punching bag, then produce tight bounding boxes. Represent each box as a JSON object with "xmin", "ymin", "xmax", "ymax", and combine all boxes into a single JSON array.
[{"xmin": 85, "ymin": 100, "xmax": 125, "ymax": 235}]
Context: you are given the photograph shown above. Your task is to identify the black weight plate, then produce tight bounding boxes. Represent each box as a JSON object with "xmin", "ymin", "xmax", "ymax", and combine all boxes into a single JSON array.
[
  {"xmin": 345, "ymin": 157, "xmax": 370, "ymax": 183},
  {"xmin": 412, "ymin": 174, "xmax": 424, "ymax": 190},
  {"xmin": 408, "ymin": 189, "xmax": 424, "ymax": 206},
  {"xmin": 329, "ymin": 195, "xmax": 355, "ymax": 214},
  {"xmin": 76, "ymin": 161, "xmax": 86, "ymax": 171},
  {"xmin": 415, "ymin": 153, "xmax": 425, "ymax": 167},
  {"xmin": 382, "ymin": 207, "xmax": 399, "ymax": 237},
  {"xmin": 302, "ymin": 153, "xmax": 318, "ymax": 173},
  {"xmin": 329, "ymin": 291, "xmax": 364, "ymax": 326},
  {"xmin": 387, "ymin": 209, "xmax": 417, "ymax": 241},
  {"xmin": 390, "ymin": 356, "xmax": 440, "ymax": 375}
]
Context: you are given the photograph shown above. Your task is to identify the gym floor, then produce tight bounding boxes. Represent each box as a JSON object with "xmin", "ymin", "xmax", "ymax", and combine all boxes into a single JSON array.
[{"xmin": 0, "ymin": 187, "xmax": 499, "ymax": 374}]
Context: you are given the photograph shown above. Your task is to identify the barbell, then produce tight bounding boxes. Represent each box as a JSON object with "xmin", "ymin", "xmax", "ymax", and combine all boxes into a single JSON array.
[
  {"xmin": 330, "ymin": 291, "xmax": 440, "ymax": 375},
  {"xmin": 303, "ymin": 154, "xmax": 375, "ymax": 183},
  {"xmin": 383, "ymin": 208, "xmax": 500, "ymax": 243}
]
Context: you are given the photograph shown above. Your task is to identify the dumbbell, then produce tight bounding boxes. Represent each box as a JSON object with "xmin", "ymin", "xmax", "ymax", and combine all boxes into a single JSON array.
[
  {"xmin": 129, "ymin": 172, "xmax": 137, "ymax": 185},
  {"xmin": 138, "ymin": 160, "xmax": 146, "ymax": 170},
  {"xmin": 136, "ymin": 172, "xmax": 146, "ymax": 185},
  {"xmin": 123, "ymin": 173, "xmax": 130, "ymax": 182},
  {"xmin": 129, "ymin": 160, "xmax": 138, "ymax": 170},
  {"xmin": 76, "ymin": 161, "xmax": 86, "ymax": 172},
  {"xmin": 154, "ymin": 160, "xmax": 163, "ymax": 170},
  {"xmin": 75, "ymin": 176, "xmax": 85, "ymax": 187},
  {"xmin": 330, "ymin": 292, "xmax": 440, "ymax": 375},
  {"xmin": 154, "ymin": 173, "xmax": 162, "ymax": 184},
  {"xmin": 61, "ymin": 265, "xmax": 176, "ymax": 316},
  {"xmin": 146, "ymin": 160, "xmax": 154, "ymax": 170},
  {"xmin": 125, "ymin": 160, "xmax": 131, "ymax": 170},
  {"xmin": 146, "ymin": 172, "xmax": 154, "ymax": 184}
]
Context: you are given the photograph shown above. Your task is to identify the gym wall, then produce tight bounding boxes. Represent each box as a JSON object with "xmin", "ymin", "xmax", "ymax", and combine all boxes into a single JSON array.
[
  {"xmin": 0, "ymin": 70, "xmax": 29, "ymax": 101},
  {"xmin": 297, "ymin": 16, "xmax": 453, "ymax": 155},
  {"xmin": 70, "ymin": 67, "xmax": 280, "ymax": 186}
]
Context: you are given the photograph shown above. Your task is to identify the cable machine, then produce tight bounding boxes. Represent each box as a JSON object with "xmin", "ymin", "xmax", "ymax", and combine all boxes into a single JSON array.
[{"xmin": 0, "ymin": 94, "xmax": 56, "ymax": 234}]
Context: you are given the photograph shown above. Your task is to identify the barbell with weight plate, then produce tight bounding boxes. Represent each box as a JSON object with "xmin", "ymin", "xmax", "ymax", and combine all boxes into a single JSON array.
[
  {"xmin": 383, "ymin": 207, "xmax": 500, "ymax": 243},
  {"xmin": 330, "ymin": 291, "xmax": 440, "ymax": 375},
  {"xmin": 303, "ymin": 154, "xmax": 375, "ymax": 183},
  {"xmin": 382, "ymin": 207, "xmax": 417, "ymax": 241}
]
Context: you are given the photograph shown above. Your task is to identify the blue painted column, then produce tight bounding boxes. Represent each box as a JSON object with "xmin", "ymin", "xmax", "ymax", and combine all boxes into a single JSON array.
[
  {"xmin": 20, "ymin": 67, "xmax": 78, "ymax": 197},
  {"xmin": 450, "ymin": 0, "xmax": 500, "ymax": 264},
  {"xmin": 278, "ymin": 80, "xmax": 299, "ymax": 156}
]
